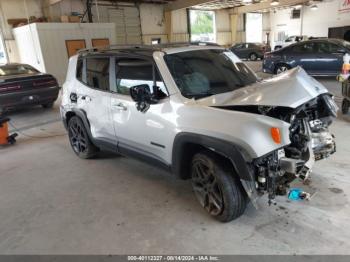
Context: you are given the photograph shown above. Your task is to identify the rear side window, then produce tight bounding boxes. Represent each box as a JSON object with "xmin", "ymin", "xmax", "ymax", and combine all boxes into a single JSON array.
[
  {"xmin": 76, "ymin": 58, "xmax": 83, "ymax": 82},
  {"xmin": 86, "ymin": 57, "xmax": 110, "ymax": 91},
  {"xmin": 315, "ymin": 42, "xmax": 342, "ymax": 53}
]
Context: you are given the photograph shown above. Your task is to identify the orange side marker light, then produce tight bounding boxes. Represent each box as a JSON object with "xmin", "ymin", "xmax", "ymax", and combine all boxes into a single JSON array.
[{"xmin": 270, "ymin": 127, "xmax": 281, "ymax": 144}]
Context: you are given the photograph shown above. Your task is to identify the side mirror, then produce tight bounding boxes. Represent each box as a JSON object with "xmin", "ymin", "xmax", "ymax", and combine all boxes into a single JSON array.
[{"xmin": 130, "ymin": 84, "xmax": 158, "ymax": 113}]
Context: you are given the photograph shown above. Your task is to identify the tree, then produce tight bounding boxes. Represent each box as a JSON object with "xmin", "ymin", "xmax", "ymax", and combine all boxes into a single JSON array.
[{"xmin": 191, "ymin": 11, "xmax": 214, "ymax": 35}]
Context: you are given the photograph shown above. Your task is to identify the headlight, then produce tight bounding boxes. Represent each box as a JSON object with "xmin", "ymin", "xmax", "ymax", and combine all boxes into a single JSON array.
[{"xmin": 322, "ymin": 95, "xmax": 338, "ymax": 118}]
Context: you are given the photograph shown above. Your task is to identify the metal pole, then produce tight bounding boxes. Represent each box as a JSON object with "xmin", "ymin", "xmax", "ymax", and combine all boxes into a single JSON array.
[
  {"xmin": 95, "ymin": 0, "xmax": 100, "ymax": 22},
  {"xmin": 300, "ymin": 5, "xmax": 304, "ymax": 35},
  {"xmin": 0, "ymin": 1, "xmax": 9, "ymax": 63},
  {"xmin": 23, "ymin": 0, "xmax": 30, "ymax": 24},
  {"xmin": 87, "ymin": 0, "xmax": 93, "ymax": 23}
]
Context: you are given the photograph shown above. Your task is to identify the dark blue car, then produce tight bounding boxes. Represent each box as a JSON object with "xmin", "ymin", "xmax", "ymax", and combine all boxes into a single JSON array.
[{"xmin": 263, "ymin": 39, "xmax": 350, "ymax": 76}]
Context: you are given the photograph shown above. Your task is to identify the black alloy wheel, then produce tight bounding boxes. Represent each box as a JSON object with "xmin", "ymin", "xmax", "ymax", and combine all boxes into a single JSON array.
[
  {"xmin": 192, "ymin": 157, "xmax": 224, "ymax": 216},
  {"xmin": 191, "ymin": 151, "xmax": 247, "ymax": 222},
  {"xmin": 68, "ymin": 116, "xmax": 97, "ymax": 159}
]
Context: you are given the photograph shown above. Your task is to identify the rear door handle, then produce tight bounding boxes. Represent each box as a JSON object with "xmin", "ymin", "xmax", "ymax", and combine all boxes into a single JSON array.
[{"xmin": 112, "ymin": 102, "xmax": 127, "ymax": 111}]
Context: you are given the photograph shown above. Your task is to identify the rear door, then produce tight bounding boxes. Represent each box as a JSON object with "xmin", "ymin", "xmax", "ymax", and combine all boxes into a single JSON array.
[{"xmin": 74, "ymin": 56, "xmax": 115, "ymax": 144}]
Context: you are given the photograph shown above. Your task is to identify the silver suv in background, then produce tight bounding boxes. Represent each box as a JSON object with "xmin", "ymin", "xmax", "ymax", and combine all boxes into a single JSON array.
[{"xmin": 61, "ymin": 44, "xmax": 337, "ymax": 222}]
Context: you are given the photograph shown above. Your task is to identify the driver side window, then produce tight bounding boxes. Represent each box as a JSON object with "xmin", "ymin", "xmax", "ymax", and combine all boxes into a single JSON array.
[{"xmin": 115, "ymin": 59, "xmax": 168, "ymax": 98}]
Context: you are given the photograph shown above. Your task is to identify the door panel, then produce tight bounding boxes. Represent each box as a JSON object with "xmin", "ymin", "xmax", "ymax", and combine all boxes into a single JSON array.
[
  {"xmin": 75, "ymin": 56, "xmax": 115, "ymax": 143},
  {"xmin": 313, "ymin": 42, "xmax": 343, "ymax": 75},
  {"xmin": 66, "ymin": 40, "xmax": 86, "ymax": 58},
  {"xmin": 110, "ymin": 93, "xmax": 172, "ymax": 164},
  {"xmin": 110, "ymin": 58, "xmax": 170, "ymax": 163}
]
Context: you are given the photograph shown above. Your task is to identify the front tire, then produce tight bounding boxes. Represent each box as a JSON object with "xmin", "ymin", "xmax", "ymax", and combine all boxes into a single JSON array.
[
  {"xmin": 342, "ymin": 99, "xmax": 350, "ymax": 114},
  {"xmin": 68, "ymin": 116, "xmax": 98, "ymax": 159},
  {"xmin": 191, "ymin": 151, "xmax": 247, "ymax": 222}
]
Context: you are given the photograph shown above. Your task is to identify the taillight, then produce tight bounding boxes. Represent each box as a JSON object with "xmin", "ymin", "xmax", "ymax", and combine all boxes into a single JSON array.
[
  {"xmin": 33, "ymin": 79, "xmax": 57, "ymax": 87},
  {"xmin": 0, "ymin": 84, "xmax": 21, "ymax": 93},
  {"xmin": 264, "ymin": 53, "xmax": 272, "ymax": 59}
]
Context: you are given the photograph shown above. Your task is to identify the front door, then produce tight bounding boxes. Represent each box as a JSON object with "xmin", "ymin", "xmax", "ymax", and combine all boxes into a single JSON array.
[
  {"xmin": 110, "ymin": 57, "xmax": 170, "ymax": 164},
  {"xmin": 75, "ymin": 56, "xmax": 115, "ymax": 144},
  {"xmin": 313, "ymin": 41, "xmax": 344, "ymax": 75}
]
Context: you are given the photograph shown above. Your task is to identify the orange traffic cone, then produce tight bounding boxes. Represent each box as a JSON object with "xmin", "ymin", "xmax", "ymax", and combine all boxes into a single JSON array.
[{"xmin": 0, "ymin": 117, "xmax": 17, "ymax": 145}]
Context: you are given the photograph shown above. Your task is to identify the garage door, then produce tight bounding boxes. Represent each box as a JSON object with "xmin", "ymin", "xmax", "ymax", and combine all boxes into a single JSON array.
[{"xmin": 108, "ymin": 7, "xmax": 142, "ymax": 45}]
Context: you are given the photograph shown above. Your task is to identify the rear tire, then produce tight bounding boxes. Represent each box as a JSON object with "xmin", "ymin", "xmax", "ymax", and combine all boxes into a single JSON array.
[
  {"xmin": 342, "ymin": 99, "xmax": 350, "ymax": 114},
  {"xmin": 42, "ymin": 102, "xmax": 54, "ymax": 109},
  {"xmin": 191, "ymin": 151, "xmax": 247, "ymax": 222},
  {"xmin": 68, "ymin": 116, "xmax": 98, "ymax": 159},
  {"xmin": 249, "ymin": 52, "xmax": 258, "ymax": 61},
  {"xmin": 274, "ymin": 64, "xmax": 290, "ymax": 74}
]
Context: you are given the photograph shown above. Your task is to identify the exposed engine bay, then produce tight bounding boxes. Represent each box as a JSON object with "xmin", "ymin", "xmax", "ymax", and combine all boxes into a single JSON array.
[{"xmin": 219, "ymin": 93, "xmax": 337, "ymax": 204}]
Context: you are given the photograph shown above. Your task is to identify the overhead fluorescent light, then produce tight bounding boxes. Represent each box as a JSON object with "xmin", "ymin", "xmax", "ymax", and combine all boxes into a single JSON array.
[
  {"xmin": 243, "ymin": 0, "xmax": 253, "ymax": 3},
  {"xmin": 270, "ymin": 0, "xmax": 279, "ymax": 6},
  {"xmin": 294, "ymin": 4, "xmax": 302, "ymax": 9},
  {"xmin": 310, "ymin": 4, "xmax": 318, "ymax": 10}
]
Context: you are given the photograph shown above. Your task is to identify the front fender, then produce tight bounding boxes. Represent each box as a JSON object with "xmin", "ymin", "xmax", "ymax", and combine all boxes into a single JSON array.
[{"xmin": 172, "ymin": 132, "xmax": 255, "ymax": 181}]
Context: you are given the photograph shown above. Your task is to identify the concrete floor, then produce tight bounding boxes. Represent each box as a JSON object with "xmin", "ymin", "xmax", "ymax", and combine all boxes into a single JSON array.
[{"xmin": 0, "ymin": 62, "xmax": 350, "ymax": 254}]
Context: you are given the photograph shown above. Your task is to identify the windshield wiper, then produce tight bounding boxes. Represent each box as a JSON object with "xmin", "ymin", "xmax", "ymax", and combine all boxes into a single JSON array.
[{"xmin": 182, "ymin": 92, "xmax": 215, "ymax": 99}]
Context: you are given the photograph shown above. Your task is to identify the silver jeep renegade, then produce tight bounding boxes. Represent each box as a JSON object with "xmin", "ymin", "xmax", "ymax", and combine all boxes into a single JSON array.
[{"xmin": 61, "ymin": 44, "xmax": 337, "ymax": 222}]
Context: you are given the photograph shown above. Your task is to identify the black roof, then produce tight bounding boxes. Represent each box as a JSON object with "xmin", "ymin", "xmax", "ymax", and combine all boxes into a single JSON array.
[{"xmin": 78, "ymin": 42, "xmax": 220, "ymax": 56}]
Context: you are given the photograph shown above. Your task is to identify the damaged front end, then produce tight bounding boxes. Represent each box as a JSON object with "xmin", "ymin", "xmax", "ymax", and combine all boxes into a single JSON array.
[
  {"xmin": 216, "ymin": 93, "xmax": 337, "ymax": 204},
  {"xmin": 250, "ymin": 93, "xmax": 337, "ymax": 203}
]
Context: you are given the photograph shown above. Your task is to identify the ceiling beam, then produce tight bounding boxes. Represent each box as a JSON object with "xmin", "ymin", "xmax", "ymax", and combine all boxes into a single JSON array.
[
  {"xmin": 165, "ymin": 0, "xmax": 213, "ymax": 11},
  {"xmin": 233, "ymin": 0, "xmax": 309, "ymax": 13}
]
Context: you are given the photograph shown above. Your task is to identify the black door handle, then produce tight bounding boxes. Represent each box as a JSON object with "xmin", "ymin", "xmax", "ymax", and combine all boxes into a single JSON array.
[{"xmin": 80, "ymin": 95, "xmax": 92, "ymax": 102}]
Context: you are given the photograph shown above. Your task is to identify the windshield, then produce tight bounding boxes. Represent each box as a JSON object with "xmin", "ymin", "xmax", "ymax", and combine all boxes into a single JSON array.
[
  {"xmin": 0, "ymin": 64, "xmax": 38, "ymax": 76},
  {"xmin": 164, "ymin": 49, "xmax": 258, "ymax": 99},
  {"xmin": 339, "ymin": 40, "xmax": 350, "ymax": 50}
]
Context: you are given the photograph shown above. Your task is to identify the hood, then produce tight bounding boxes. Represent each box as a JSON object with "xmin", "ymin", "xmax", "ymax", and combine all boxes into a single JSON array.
[{"xmin": 196, "ymin": 67, "xmax": 328, "ymax": 108}]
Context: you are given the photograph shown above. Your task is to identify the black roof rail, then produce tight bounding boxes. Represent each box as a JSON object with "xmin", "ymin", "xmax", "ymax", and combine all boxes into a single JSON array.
[{"xmin": 77, "ymin": 41, "xmax": 221, "ymax": 54}]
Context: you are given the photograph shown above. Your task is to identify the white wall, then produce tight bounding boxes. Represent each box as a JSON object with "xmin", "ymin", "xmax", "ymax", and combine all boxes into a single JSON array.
[
  {"xmin": 13, "ymin": 23, "xmax": 116, "ymax": 84},
  {"xmin": 12, "ymin": 24, "xmax": 45, "ymax": 72},
  {"xmin": 215, "ymin": 9, "xmax": 231, "ymax": 46},
  {"xmin": 44, "ymin": 0, "xmax": 84, "ymax": 22},
  {"xmin": 0, "ymin": 0, "xmax": 43, "ymax": 62},
  {"xmin": 139, "ymin": 4, "xmax": 168, "ymax": 44},
  {"xmin": 0, "ymin": 0, "xmax": 43, "ymax": 39},
  {"xmin": 170, "ymin": 9, "xmax": 189, "ymax": 42},
  {"xmin": 270, "ymin": 0, "xmax": 350, "ymax": 46}
]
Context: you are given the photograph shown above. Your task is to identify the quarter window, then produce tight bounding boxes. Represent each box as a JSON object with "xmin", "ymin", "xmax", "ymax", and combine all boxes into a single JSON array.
[
  {"xmin": 85, "ymin": 57, "xmax": 110, "ymax": 91},
  {"xmin": 76, "ymin": 58, "xmax": 83, "ymax": 82}
]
